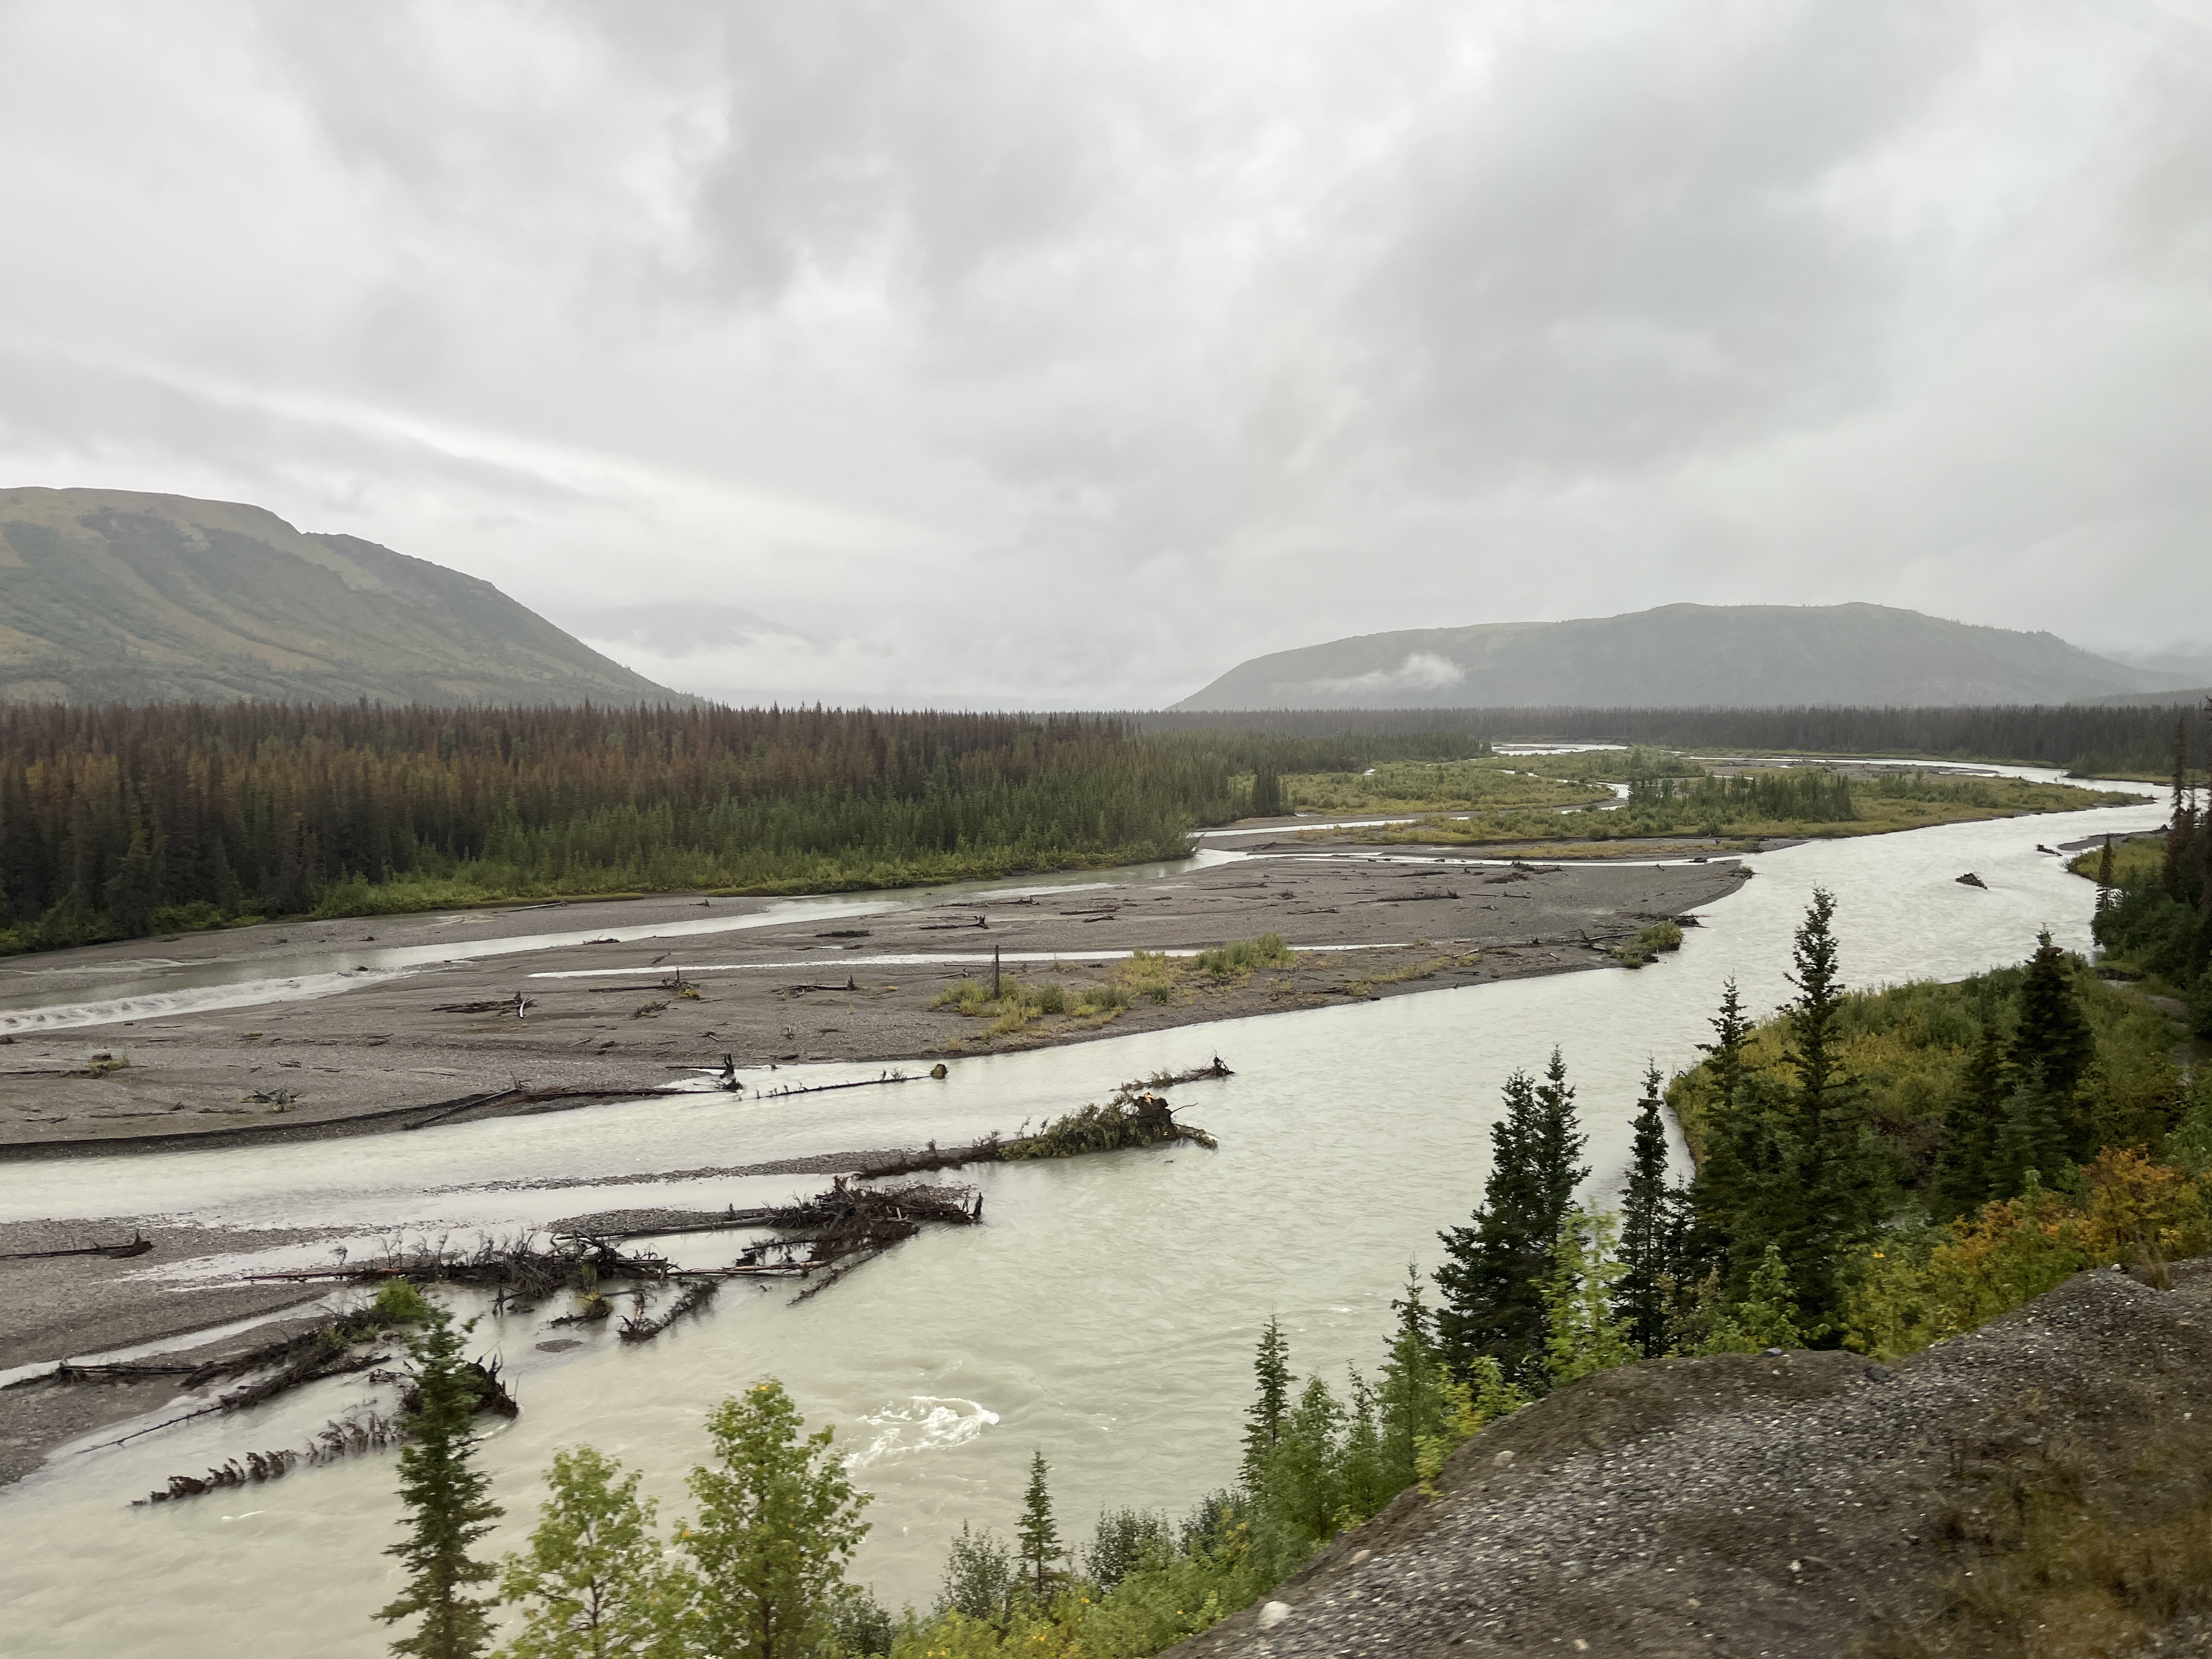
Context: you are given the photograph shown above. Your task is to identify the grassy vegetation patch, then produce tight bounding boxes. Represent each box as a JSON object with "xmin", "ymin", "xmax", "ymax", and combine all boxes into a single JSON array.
[
  {"xmin": 1613, "ymin": 920, "xmax": 1684, "ymax": 968},
  {"xmin": 1336, "ymin": 773, "xmax": 2134, "ymax": 851},
  {"xmin": 1282, "ymin": 761, "xmax": 1608, "ymax": 815}
]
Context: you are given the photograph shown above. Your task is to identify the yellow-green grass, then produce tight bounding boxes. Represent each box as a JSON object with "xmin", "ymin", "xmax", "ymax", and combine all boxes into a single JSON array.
[
  {"xmin": 929, "ymin": 936, "xmax": 1304, "ymax": 1042},
  {"xmin": 2067, "ymin": 837, "xmax": 2166, "ymax": 883}
]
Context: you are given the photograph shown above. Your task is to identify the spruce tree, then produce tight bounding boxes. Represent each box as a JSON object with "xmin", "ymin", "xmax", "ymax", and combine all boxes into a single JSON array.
[
  {"xmin": 1375, "ymin": 1267, "xmax": 1448, "ymax": 1493},
  {"xmin": 2011, "ymin": 932, "xmax": 2096, "ymax": 1158},
  {"xmin": 1931, "ymin": 1019, "xmax": 2006, "ymax": 1219},
  {"xmin": 1529, "ymin": 1049, "xmax": 1589, "ymax": 1224},
  {"xmin": 1615, "ymin": 1063, "xmax": 1678, "ymax": 1357},
  {"xmin": 1700, "ymin": 979, "xmax": 1754, "ymax": 1113},
  {"xmin": 1680, "ymin": 980, "xmax": 1758, "ymax": 1279},
  {"xmin": 1776, "ymin": 890, "xmax": 1885, "ymax": 1335},
  {"xmin": 1435, "ymin": 1058, "xmax": 1587, "ymax": 1387},
  {"xmin": 1015, "ymin": 1452, "xmax": 1060, "ymax": 1596},
  {"xmin": 1335, "ymin": 1370, "xmax": 1390, "ymax": 1521},
  {"xmin": 1990, "ymin": 1063, "xmax": 2070, "ymax": 1197},
  {"xmin": 1239, "ymin": 1317, "xmax": 1293, "ymax": 1490},
  {"xmin": 377, "ymin": 1305, "xmax": 504, "ymax": 1659},
  {"xmin": 1257, "ymin": 1375, "xmax": 1345, "ymax": 1554}
]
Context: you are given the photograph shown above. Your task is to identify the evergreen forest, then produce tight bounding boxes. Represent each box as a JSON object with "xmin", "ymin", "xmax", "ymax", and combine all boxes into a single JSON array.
[
  {"xmin": 2089, "ymin": 734, "xmax": 2212, "ymax": 1037},
  {"xmin": 0, "ymin": 702, "xmax": 1509, "ymax": 958}
]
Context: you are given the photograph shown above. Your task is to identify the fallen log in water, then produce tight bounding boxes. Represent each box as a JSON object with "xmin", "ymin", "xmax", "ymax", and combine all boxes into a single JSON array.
[
  {"xmin": 133, "ymin": 1412, "xmax": 403, "ymax": 1506},
  {"xmin": 854, "ymin": 1091, "xmax": 1216, "ymax": 1180},
  {"xmin": 619, "ymin": 1279, "xmax": 719, "ymax": 1343},
  {"xmin": 0, "ymin": 1231, "xmax": 152, "ymax": 1260},
  {"xmin": 754, "ymin": 1069, "xmax": 923, "ymax": 1101},
  {"xmin": 1135, "ymin": 1057, "xmax": 1234, "ymax": 1088}
]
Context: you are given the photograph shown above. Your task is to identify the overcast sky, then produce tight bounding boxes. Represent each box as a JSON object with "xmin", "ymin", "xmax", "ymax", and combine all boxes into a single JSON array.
[{"xmin": 2, "ymin": 2, "xmax": 2208, "ymax": 706}]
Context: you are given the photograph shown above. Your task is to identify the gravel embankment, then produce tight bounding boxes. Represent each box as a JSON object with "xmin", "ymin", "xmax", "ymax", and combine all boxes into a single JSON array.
[{"xmin": 1172, "ymin": 1263, "xmax": 2212, "ymax": 1658}]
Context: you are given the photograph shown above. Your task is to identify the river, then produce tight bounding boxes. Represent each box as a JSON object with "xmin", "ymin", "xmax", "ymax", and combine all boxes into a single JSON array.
[{"xmin": 0, "ymin": 788, "xmax": 2165, "ymax": 1654}]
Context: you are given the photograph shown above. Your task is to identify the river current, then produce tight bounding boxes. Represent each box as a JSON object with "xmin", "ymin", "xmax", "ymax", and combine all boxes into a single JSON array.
[{"xmin": 0, "ymin": 787, "xmax": 2167, "ymax": 1654}]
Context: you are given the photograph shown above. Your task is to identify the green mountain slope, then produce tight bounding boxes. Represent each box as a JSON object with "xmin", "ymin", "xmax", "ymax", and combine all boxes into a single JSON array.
[
  {"xmin": 0, "ymin": 488, "xmax": 685, "ymax": 707},
  {"xmin": 1172, "ymin": 603, "xmax": 2195, "ymax": 710}
]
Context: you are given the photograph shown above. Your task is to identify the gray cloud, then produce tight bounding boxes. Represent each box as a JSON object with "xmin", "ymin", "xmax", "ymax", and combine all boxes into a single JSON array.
[{"xmin": 0, "ymin": 0, "xmax": 2206, "ymax": 707}]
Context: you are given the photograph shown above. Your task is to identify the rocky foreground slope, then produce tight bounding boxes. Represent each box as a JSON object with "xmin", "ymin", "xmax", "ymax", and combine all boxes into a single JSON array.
[{"xmin": 1174, "ymin": 1264, "xmax": 2212, "ymax": 1658}]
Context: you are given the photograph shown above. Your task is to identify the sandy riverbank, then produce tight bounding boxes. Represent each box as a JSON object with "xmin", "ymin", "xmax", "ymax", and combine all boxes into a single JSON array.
[{"xmin": 0, "ymin": 848, "xmax": 1749, "ymax": 1155}]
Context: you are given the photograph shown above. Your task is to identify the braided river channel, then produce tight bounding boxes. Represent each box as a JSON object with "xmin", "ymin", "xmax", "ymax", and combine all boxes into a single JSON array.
[{"xmin": 0, "ymin": 777, "xmax": 2168, "ymax": 1654}]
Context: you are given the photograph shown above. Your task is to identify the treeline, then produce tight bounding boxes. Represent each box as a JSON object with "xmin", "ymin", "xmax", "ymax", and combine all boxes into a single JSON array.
[
  {"xmin": 0, "ymin": 703, "xmax": 1242, "ymax": 954},
  {"xmin": 1624, "ymin": 768, "xmax": 1858, "ymax": 823},
  {"xmin": 1142, "ymin": 701, "xmax": 2212, "ymax": 776}
]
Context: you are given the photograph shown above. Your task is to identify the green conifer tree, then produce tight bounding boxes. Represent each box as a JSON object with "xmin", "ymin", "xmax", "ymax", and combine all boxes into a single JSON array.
[
  {"xmin": 1777, "ymin": 890, "xmax": 1886, "ymax": 1335},
  {"xmin": 1239, "ymin": 1317, "xmax": 1293, "ymax": 1490},
  {"xmin": 1615, "ymin": 1063, "xmax": 1678, "ymax": 1357},
  {"xmin": 1931, "ymin": 1019, "xmax": 2007, "ymax": 1219},
  {"xmin": 377, "ymin": 1305, "xmax": 504, "ymax": 1659},
  {"xmin": 1375, "ymin": 1267, "xmax": 1448, "ymax": 1493},
  {"xmin": 1680, "ymin": 980, "xmax": 1756, "ymax": 1277},
  {"xmin": 1251, "ymin": 1374, "xmax": 1346, "ymax": 1572},
  {"xmin": 2011, "ymin": 932, "xmax": 2097, "ymax": 1158},
  {"xmin": 1701, "ymin": 979, "xmax": 1754, "ymax": 1110},
  {"xmin": 679, "ymin": 1381, "xmax": 872, "ymax": 1659},
  {"xmin": 1530, "ymin": 1049, "xmax": 1588, "ymax": 1223},
  {"xmin": 1435, "ymin": 1058, "xmax": 1587, "ymax": 1387},
  {"xmin": 495, "ymin": 1446, "xmax": 692, "ymax": 1659},
  {"xmin": 1015, "ymin": 1452, "xmax": 1061, "ymax": 1596},
  {"xmin": 1335, "ymin": 1369, "xmax": 1390, "ymax": 1521},
  {"xmin": 1989, "ymin": 1063, "xmax": 2071, "ymax": 1198}
]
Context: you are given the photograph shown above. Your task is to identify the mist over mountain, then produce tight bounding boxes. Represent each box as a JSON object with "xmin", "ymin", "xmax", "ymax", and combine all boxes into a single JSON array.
[
  {"xmin": 0, "ymin": 488, "xmax": 685, "ymax": 707},
  {"xmin": 1172, "ymin": 604, "xmax": 2197, "ymax": 711}
]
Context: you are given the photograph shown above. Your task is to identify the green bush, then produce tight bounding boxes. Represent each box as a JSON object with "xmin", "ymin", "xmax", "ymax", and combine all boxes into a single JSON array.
[
  {"xmin": 148, "ymin": 900, "xmax": 226, "ymax": 934},
  {"xmin": 1194, "ymin": 934, "xmax": 1293, "ymax": 978}
]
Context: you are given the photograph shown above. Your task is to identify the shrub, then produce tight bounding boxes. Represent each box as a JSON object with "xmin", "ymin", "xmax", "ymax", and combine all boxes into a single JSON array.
[
  {"xmin": 1614, "ymin": 921, "xmax": 1684, "ymax": 968},
  {"xmin": 149, "ymin": 900, "xmax": 225, "ymax": 934},
  {"xmin": 1194, "ymin": 934, "xmax": 1293, "ymax": 978}
]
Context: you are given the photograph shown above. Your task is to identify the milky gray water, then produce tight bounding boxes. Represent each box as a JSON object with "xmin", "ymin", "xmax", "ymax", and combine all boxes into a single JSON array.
[{"xmin": 0, "ymin": 787, "xmax": 2162, "ymax": 1654}]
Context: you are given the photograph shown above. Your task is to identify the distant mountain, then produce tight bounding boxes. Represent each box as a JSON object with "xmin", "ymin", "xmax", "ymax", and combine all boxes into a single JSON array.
[
  {"xmin": 1171, "ymin": 603, "xmax": 2198, "ymax": 710},
  {"xmin": 0, "ymin": 488, "xmax": 686, "ymax": 707}
]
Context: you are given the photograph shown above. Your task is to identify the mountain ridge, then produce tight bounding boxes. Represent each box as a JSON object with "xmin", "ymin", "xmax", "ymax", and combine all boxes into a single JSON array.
[
  {"xmin": 1172, "ymin": 602, "xmax": 2194, "ymax": 710},
  {"xmin": 0, "ymin": 487, "xmax": 687, "ymax": 707}
]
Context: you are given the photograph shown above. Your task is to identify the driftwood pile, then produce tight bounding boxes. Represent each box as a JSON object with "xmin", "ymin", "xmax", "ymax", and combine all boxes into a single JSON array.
[
  {"xmin": 715, "ymin": 1179, "xmax": 985, "ymax": 1301},
  {"xmin": 244, "ymin": 1232, "xmax": 673, "ymax": 1313}
]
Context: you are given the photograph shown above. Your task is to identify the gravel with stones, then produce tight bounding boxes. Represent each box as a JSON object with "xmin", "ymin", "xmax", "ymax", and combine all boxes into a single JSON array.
[{"xmin": 1171, "ymin": 1263, "xmax": 2212, "ymax": 1658}]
